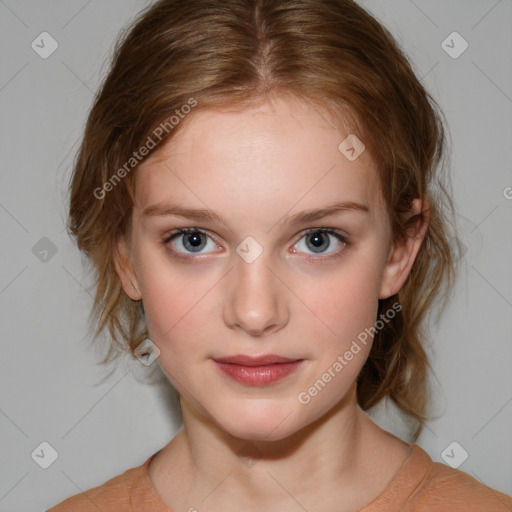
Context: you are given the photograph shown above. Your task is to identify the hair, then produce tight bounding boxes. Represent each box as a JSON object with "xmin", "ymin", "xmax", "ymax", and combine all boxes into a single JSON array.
[{"xmin": 67, "ymin": 0, "xmax": 462, "ymax": 441}]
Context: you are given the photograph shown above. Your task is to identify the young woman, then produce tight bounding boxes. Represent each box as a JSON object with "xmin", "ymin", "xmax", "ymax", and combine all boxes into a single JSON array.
[{"xmin": 48, "ymin": 0, "xmax": 512, "ymax": 510}]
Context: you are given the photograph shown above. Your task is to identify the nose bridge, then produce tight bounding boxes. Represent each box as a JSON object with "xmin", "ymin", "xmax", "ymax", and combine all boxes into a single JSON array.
[{"xmin": 223, "ymin": 241, "xmax": 288, "ymax": 335}]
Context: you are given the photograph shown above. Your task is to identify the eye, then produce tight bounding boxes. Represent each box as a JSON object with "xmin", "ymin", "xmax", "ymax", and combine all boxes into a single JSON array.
[
  {"xmin": 163, "ymin": 228, "xmax": 219, "ymax": 256},
  {"xmin": 163, "ymin": 227, "xmax": 349, "ymax": 260},
  {"xmin": 291, "ymin": 228, "xmax": 348, "ymax": 258}
]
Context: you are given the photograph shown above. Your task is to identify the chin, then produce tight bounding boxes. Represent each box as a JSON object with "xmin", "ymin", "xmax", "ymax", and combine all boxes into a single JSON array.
[
  {"xmin": 222, "ymin": 420, "xmax": 294, "ymax": 442},
  {"xmin": 211, "ymin": 399, "xmax": 301, "ymax": 442}
]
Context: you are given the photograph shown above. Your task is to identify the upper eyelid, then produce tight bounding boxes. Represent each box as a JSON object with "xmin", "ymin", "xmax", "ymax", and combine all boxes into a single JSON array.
[{"xmin": 166, "ymin": 226, "xmax": 347, "ymax": 238}]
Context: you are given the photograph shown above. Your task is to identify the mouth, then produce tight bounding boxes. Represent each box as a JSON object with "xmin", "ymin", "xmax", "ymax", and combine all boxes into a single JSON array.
[{"xmin": 212, "ymin": 354, "xmax": 304, "ymax": 386}]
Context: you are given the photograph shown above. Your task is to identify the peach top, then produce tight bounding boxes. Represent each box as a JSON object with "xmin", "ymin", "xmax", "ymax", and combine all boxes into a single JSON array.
[{"xmin": 47, "ymin": 443, "xmax": 512, "ymax": 511}]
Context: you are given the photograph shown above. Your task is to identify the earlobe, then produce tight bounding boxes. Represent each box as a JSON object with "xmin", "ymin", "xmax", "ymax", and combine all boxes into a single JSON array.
[
  {"xmin": 113, "ymin": 236, "xmax": 142, "ymax": 301},
  {"xmin": 378, "ymin": 199, "xmax": 429, "ymax": 300}
]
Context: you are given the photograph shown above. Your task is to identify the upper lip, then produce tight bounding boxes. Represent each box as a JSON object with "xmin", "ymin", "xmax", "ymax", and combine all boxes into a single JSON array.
[{"xmin": 213, "ymin": 354, "xmax": 302, "ymax": 366}]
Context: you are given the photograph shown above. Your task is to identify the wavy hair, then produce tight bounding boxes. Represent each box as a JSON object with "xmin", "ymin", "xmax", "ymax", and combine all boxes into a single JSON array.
[{"xmin": 67, "ymin": 0, "xmax": 462, "ymax": 440}]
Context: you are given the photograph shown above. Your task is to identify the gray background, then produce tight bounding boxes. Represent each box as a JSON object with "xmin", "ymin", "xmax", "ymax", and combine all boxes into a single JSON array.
[{"xmin": 1, "ymin": 0, "xmax": 511, "ymax": 510}]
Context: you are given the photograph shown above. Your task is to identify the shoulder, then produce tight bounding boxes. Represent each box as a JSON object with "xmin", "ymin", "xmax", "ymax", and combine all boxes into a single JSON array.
[
  {"xmin": 408, "ymin": 445, "xmax": 512, "ymax": 511},
  {"xmin": 46, "ymin": 457, "xmax": 151, "ymax": 512}
]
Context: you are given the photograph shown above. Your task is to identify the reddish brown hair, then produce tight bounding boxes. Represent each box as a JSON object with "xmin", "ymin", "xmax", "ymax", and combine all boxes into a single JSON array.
[{"xmin": 68, "ymin": 0, "xmax": 461, "ymax": 440}]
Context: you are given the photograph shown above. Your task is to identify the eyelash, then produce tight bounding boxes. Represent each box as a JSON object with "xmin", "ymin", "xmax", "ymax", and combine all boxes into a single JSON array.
[{"xmin": 162, "ymin": 227, "xmax": 350, "ymax": 262}]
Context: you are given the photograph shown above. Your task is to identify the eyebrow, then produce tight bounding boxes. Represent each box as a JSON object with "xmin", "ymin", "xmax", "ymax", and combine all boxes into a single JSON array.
[{"xmin": 142, "ymin": 200, "xmax": 369, "ymax": 228}]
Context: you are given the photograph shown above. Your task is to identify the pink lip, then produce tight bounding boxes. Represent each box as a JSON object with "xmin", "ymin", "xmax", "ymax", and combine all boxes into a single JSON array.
[{"xmin": 213, "ymin": 354, "xmax": 304, "ymax": 386}]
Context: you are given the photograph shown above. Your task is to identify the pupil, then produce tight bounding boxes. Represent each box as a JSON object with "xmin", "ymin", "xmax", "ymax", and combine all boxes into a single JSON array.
[
  {"xmin": 307, "ymin": 232, "xmax": 329, "ymax": 253},
  {"xmin": 185, "ymin": 232, "xmax": 205, "ymax": 251},
  {"xmin": 189, "ymin": 234, "xmax": 201, "ymax": 246}
]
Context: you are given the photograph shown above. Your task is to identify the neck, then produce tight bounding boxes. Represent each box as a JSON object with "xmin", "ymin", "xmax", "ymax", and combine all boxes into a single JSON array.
[{"xmin": 156, "ymin": 384, "xmax": 403, "ymax": 511}]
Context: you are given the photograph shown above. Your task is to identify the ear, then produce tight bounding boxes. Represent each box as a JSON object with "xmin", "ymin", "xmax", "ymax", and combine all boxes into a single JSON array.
[
  {"xmin": 113, "ymin": 235, "xmax": 142, "ymax": 301},
  {"xmin": 378, "ymin": 199, "xmax": 429, "ymax": 300}
]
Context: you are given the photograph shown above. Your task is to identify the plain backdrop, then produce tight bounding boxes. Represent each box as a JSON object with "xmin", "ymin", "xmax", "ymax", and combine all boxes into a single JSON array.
[{"xmin": 0, "ymin": 0, "xmax": 511, "ymax": 510}]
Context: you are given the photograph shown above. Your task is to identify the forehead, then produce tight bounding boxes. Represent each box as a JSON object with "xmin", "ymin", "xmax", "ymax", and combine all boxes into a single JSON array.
[{"xmin": 134, "ymin": 97, "xmax": 385, "ymax": 224}]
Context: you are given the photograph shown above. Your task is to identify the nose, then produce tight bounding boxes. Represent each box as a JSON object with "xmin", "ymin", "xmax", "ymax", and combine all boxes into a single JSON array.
[{"xmin": 223, "ymin": 250, "xmax": 289, "ymax": 337}]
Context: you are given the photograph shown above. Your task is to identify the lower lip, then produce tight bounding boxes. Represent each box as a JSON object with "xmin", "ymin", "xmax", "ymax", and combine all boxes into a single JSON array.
[{"xmin": 214, "ymin": 360, "xmax": 303, "ymax": 386}]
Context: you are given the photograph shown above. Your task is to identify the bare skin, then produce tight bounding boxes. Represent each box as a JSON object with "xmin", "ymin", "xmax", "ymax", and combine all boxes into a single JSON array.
[
  {"xmin": 148, "ymin": 390, "xmax": 411, "ymax": 512},
  {"xmin": 115, "ymin": 94, "xmax": 428, "ymax": 512}
]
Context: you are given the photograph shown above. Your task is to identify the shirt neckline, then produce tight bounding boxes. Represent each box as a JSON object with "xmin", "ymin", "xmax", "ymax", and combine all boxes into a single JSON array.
[
  {"xmin": 136, "ymin": 442, "xmax": 433, "ymax": 512},
  {"xmin": 360, "ymin": 442, "xmax": 432, "ymax": 511}
]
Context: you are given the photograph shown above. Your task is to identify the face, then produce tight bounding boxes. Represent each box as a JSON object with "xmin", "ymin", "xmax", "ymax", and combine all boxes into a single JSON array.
[{"xmin": 116, "ymin": 96, "xmax": 424, "ymax": 441}]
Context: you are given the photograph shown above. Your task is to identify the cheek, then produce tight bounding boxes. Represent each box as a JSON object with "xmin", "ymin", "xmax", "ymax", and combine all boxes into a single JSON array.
[
  {"xmin": 297, "ymin": 257, "xmax": 383, "ymax": 344},
  {"xmin": 292, "ymin": 264, "xmax": 382, "ymax": 411},
  {"xmin": 139, "ymin": 273, "xmax": 211, "ymax": 390},
  {"xmin": 134, "ymin": 245, "xmax": 222, "ymax": 366}
]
